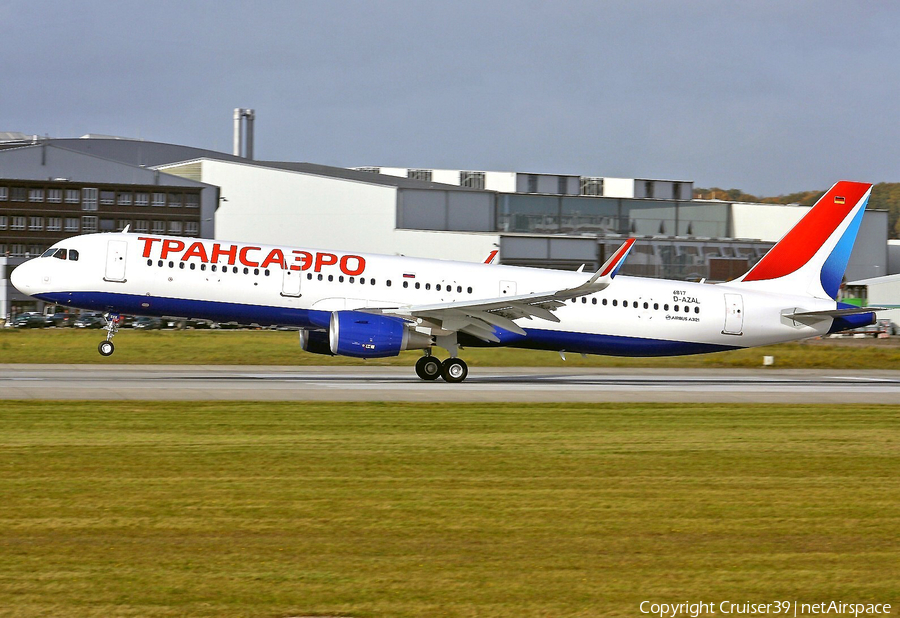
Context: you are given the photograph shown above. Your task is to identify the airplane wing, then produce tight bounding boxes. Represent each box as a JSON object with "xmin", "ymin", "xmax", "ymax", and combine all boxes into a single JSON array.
[{"xmin": 370, "ymin": 239, "xmax": 635, "ymax": 343}]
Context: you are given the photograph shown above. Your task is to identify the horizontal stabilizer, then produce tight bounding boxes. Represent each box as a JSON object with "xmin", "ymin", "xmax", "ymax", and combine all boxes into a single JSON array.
[{"xmin": 784, "ymin": 306, "xmax": 888, "ymax": 322}]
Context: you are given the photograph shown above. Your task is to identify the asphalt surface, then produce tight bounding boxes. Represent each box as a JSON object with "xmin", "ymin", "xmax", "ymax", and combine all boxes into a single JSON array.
[{"xmin": 1, "ymin": 364, "xmax": 899, "ymax": 403}]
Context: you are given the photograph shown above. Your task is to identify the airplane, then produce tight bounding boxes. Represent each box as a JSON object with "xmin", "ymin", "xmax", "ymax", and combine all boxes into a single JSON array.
[{"xmin": 10, "ymin": 180, "xmax": 884, "ymax": 383}]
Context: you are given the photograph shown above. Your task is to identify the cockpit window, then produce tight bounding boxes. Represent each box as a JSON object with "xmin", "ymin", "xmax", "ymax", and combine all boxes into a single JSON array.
[
  {"xmin": 41, "ymin": 249, "xmax": 56, "ymax": 258},
  {"xmin": 54, "ymin": 249, "xmax": 68, "ymax": 260},
  {"xmin": 69, "ymin": 249, "xmax": 79, "ymax": 261}
]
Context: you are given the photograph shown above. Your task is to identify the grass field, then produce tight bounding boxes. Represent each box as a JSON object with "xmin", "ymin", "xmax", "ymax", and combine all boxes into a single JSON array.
[
  {"xmin": 1, "ymin": 328, "xmax": 900, "ymax": 368},
  {"xmin": 1, "ymin": 401, "xmax": 898, "ymax": 617}
]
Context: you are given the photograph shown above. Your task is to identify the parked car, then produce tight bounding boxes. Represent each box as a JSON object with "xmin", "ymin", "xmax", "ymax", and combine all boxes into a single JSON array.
[
  {"xmin": 74, "ymin": 312, "xmax": 106, "ymax": 329},
  {"xmin": 46, "ymin": 312, "xmax": 74, "ymax": 327},
  {"xmin": 11, "ymin": 312, "xmax": 51, "ymax": 328},
  {"xmin": 132, "ymin": 316, "xmax": 164, "ymax": 330}
]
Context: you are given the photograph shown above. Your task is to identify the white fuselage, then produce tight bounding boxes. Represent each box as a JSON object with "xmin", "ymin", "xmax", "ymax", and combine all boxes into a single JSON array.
[{"xmin": 12, "ymin": 233, "xmax": 837, "ymax": 356}]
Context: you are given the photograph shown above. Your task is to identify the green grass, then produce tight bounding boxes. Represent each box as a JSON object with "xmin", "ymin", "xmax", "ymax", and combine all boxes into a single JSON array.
[
  {"xmin": 0, "ymin": 401, "xmax": 898, "ymax": 617},
  {"xmin": 1, "ymin": 328, "xmax": 900, "ymax": 368}
]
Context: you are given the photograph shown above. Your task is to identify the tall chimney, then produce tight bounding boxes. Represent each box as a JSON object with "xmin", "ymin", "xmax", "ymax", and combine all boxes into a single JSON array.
[{"xmin": 232, "ymin": 108, "xmax": 256, "ymax": 159}]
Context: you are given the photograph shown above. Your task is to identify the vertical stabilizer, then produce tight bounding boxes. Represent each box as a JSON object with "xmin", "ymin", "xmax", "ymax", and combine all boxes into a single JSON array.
[{"xmin": 731, "ymin": 181, "xmax": 872, "ymax": 300}]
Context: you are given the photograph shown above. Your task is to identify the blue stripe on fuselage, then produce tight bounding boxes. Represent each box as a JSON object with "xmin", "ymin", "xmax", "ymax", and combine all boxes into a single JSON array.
[{"xmin": 37, "ymin": 290, "xmax": 740, "ymax": 357}]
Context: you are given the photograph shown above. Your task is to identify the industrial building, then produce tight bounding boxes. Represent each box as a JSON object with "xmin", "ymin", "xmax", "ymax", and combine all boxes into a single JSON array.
[{"xmin": 0, "ymin": 131, "xmax": 892, "ymax": 321}]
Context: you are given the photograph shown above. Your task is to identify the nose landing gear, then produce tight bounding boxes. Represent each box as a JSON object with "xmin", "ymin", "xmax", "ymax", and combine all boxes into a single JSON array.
[{"xmin": 98, "ymin": 313, "xmax": 119, "ymax": 357}]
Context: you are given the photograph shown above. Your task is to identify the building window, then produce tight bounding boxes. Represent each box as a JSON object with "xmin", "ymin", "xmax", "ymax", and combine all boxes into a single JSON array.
[
  {"xmin": 356, "ymin": 167, "xmax": 380, "ymax": 174},
  {"xmin": 152, "ymin": 192, "xmax": 166, "ymax": 207},
  {"xmin": 407, "ymin": 169, "xmax": 432, "ymax": 182},
  {"xmin": 11, "ymin": 187, "xmax": 26, "ymax": 202},
  {"xmin": 557, "ymin": 176, "xmax": 568, "ymax": 195},
  {"xmin": 64, "ymin": 218, "xmax": 79, "ymax": 232},
  {"xmin": 460, "ymin": 171, "xmax": 485, "ymax": 189},
  {"xmin": 168, "ymin": 221, "xmax": 182, "ymax": 234},
  {"xmin": 527, "ymin": 175, "xmax": 538, "ymax": 194},
  {"xmin": 81, "ymin": 216, "xmax": 98, "ymax": 233},
  {"xmin": 28, "ymin": 217, "xmax": 44, "ymax": 231},
  {"xmin": 117, "ymin": 192, "xmax": 133, "ymax": 206},
  {"xmin": 100, "ymin": 191, "xmax": 115, "ymax": 205},
  {"xmin": 135, "ymin": 220, "xmax": 149, "ymax": 233},
  {"xmin": 11, "ymin": 244, "xmax": 26, "ymax": 257},
  {"xmin": 65, "ymin": 189, "xmax": 80, "ymax": 204},
  {"xmin": 117, "ymin": 219, "xmax": 131, "ymax": 231},
  {"xmin": 82, "ymin": 188, "xmax": 98, "ymax": 211},
  {"xmin": 580, "ymin": 177, "xmax": 603, "ymax": 196},
  {"xmin": 47, "ymin": 217, "xmax": 62, "ymax": 231},
  {"xmin": 673, "ymin": 182, "xmax": 681, "ymax": 200},
  {"xmin": 168, "ymin": 194, "xmax": 182, "ymax": 208},
  {"xmin": 29, "ymin": 245, "xmax": 42, "ymax": 257},
  {"xmin": 185, "ymin": 194, "xmax": 199, "ymax": 208},
  {"xmin": 28, "ymin": 189, "xmax": 45, "ymax": 202},
  {"xmin": 100, "ymin": 219, "xmax": 115, "ymax": 231},
  {"xmin": 135, "ymin": 192, "xmax": 149, "ymax": 207},
  {"xmin": 644, "ymin": 181, "xmax": 654, "ymax": 198},
  {"xmin": 185, "ymin": 221, "xmax": 199, "ymax": 236},
  {"xmin": 0, "ymin": 244, "xmax": 5, "ymax": 256},
  {"xmin": 0, "ymin": 216, "xmax": 6, "ymax": 230},
  {"xmin": 0, "ymin": 187, "xmax": 7, "ymax": 201},
  {"xmin": 47, "ymin": 188, "xmax": 63, "ymax": 203},
  {"xmin": 152, "ymin": 220, "xmax": 165, "ymax": 233},
  {"xmin": 11, "ymin": 216, "xmax": 26, "ymax": 230}
]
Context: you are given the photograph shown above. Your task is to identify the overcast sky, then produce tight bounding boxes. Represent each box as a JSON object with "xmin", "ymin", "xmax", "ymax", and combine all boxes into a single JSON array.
[{"xmin": 3, "ymin": 1, "xmax": 898, "ymax": 194}]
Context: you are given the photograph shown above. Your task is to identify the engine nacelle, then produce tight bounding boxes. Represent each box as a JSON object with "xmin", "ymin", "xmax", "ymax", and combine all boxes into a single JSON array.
[
  {"xmin": 299, "ymin": 329, "xmax": 334, "ymax": 356},
  {"xmin": 329, "ymin": 311, "xmax": 432, "ymax": 358}
]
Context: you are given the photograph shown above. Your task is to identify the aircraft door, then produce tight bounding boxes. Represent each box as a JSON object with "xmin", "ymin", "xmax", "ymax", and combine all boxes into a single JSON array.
[
  {"xmin": 104, "ymin": 240, "xmax": 128, "ymax": 282},
  {"xmin": 723, "ymin": 293, "xmax": 743, "ymax": 335},
  {"xmin": 281, "ymin": 268, "xmax": 302, "ymax": 297},
  {"xmin": 500, "ymin": 280, "xmax": 516, "ymax": 296}
]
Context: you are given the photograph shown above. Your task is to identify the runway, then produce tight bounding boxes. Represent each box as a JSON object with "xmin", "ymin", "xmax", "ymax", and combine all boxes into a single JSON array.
[{"xmin": 1, "ymin": 364, "xmax": 900, "ymax": 403}]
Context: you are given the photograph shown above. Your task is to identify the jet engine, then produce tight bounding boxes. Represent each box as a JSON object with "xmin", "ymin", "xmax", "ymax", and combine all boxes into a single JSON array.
[
  {"xmin": 299, "ymin": 329, "xmax": 334, "ymax": 356},
  {"xmin": 329, "ymin": 311, "xmax": 432, "ymax": 358}
]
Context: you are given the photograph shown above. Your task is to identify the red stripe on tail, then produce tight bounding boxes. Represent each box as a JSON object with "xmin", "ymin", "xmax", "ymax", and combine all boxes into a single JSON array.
[{"xmin": 741, "ymin": 181, "xmax": 870, "ymax": 282}]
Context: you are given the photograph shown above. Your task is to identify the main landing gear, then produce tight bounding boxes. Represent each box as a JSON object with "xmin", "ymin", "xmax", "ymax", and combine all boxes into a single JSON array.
[
  {"xmin": 98, "ymin": 312, "xmax": 119, "ymax": 357},
  {"xmin": 414, "ymin": 352, "xmax": 469, "ymax": 383}
]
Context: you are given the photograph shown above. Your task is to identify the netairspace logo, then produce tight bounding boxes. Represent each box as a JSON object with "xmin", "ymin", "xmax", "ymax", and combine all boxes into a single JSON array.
[{"xmin": 639, "ymin": 600, "xmax": 892, "ymax": 617}]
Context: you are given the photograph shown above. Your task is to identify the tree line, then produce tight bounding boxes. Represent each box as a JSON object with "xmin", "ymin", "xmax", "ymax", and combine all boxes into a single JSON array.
[{"xmin": 694, "ymin": 183, "xmax": 900, "ymax": 238}]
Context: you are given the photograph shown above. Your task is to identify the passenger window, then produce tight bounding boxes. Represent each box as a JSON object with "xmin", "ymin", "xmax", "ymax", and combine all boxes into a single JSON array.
[
  {"xmin": 467, "ymin": 287, "xmax": 472, "ymax": 294},
  {"xmin": 425, "ymin": 283, "xmax": 431, "ymax": 290},
  {"xmin": 457, "ymin": 286, "xmax": 462, "ymax": 293},
  {"xmin": 602, "ymin": 298, "xmax": 607, "ymax": 306},
  {"xmin": 612, "ymin": 300, "xmax": 618, "ymax": 307},
  {"xmin": 190, "ymin": 263, "xmax": 196, "ymax": 270},
  {"xmin": 415, "ymin": 282, "xmax": 420, "ymax": 289},
  {"xmin": 403, "ymin": 281, "xmax": 409, "ymax": 288},
  {"xmin": 328, "ymin": 274, "xmax": 333, "ymax": 282},
  {"xmin": 386, "ymin": 280, "xmax": 392, "ymax": 287},
  {"xmin": 694, "ymin": 306, "xmax": 700, "ymax": 314},
  {"xmin": 592, "ymin": 298, "xmax": 597, "ymax": 305},
  {"xmin": 69, "ymin": 250, "xmax": 79, "ymax": 261},
  {"xmin": 436, "ymin": 284, "xmax": 442, "ymax": 291}
]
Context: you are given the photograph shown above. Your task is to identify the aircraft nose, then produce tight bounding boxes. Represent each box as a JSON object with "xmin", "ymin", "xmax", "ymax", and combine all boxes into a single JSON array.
[{"xmin": 10, "ymin": 259, "xmax": 37, "ymax": 294}]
